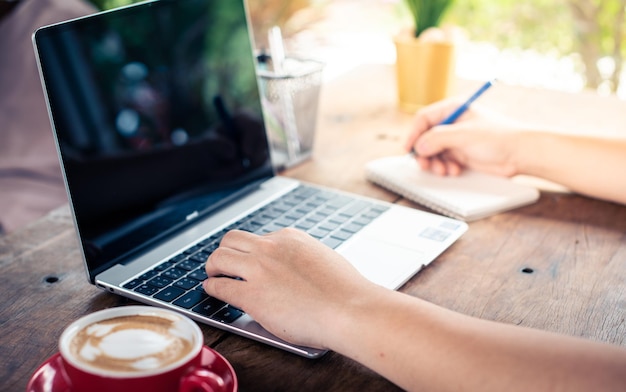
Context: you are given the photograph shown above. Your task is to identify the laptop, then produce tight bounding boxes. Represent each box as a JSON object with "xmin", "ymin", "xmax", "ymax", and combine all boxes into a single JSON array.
[{"xmin": 33, "ymin": 0, "xmax": 467, "ymax": 358}]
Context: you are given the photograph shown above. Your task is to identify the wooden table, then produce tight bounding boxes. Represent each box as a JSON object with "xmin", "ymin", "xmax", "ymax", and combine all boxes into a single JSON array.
[{"xmin": 2, "ymin": 64, "xmax": 625, "ymax": 391}]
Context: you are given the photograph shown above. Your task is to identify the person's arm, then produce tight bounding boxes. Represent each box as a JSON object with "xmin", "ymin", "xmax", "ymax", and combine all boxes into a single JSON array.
[
  {"xmin": 511, "ymin": 132, "xmax": 626, "ymax": 205},
  {"xmin": 203, "ymin": 228, "xmax": 626, "ymax": 392},
  {"xmin": 405, "ymin": 99, "xmax": 626, "ymax": 205}
]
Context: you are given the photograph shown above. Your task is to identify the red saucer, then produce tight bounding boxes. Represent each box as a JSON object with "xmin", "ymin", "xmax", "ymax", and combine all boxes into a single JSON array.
[{"xmin": 26, "ymin": 346, "xmax": 237, "ymax": 392}]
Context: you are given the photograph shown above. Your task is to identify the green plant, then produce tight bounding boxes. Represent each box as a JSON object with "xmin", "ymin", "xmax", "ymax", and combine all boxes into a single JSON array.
[{"xmin": 404, "ymin": 0, "xmax": 454, "ymax": 38}]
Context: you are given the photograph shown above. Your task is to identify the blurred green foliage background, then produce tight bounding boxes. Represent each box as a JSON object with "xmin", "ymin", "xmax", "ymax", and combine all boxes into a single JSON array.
[{"xmin": 86, "ymin": 0, "xmax": 625, "ymax": 94}]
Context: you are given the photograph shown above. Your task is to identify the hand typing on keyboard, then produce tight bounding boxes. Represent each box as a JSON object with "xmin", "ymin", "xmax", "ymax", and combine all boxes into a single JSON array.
[
  {"xmin": 202, "ymin": 227, "xmax": 626, "ymax": 392},
  {"xmin": 203, "ymin": 227, "xmax": 375, "ymax": 349}
]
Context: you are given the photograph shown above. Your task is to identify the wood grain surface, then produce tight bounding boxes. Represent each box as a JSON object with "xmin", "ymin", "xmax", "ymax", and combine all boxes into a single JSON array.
[{"xmin": 2, "ymin": 64, "xmax": 625, "ymax": 392}]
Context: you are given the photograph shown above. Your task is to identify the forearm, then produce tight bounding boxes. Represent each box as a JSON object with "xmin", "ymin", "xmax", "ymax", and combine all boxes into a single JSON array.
[
  {"xmin": 328, "ymin": 288, "xmax": 626, "ymax": 392},
  {"xmin": 514, "ymin": 132, "xmax": 626, "ymax": 205}
]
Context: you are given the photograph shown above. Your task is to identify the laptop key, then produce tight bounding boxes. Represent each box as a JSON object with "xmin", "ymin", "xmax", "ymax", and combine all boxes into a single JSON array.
[
  {"xmin": 188, "ymin": 268, "xmax": 208, "ymax": 281},
  {"xmin": 138, "ymin": 270, "xmax": 159, "ymax": 281},
  {"xmin": 326, "ymin": 195, "xmax": 353, "ymax": 209},
  {"xmin": 307, "ymin": 227, "xmax": 331, "ymax": 239},
  {"xmin": 364, "ymin": 206, "xmax": 389, "ymax": 218},
  {"xmin": 293, "ymin": 186, "xmax": 317, "ymax": 198},
  {"xmin": 162, "ymin": 267, "xmax": 186, "ymax": 280},
  {"xmin": 295, "ymin": 220, "xmax": 316, "ymax": 230},
  {"xmin": 306, "ymin": 199, "xmax": 324, "ymax": 208},
  {"xmin": 174, "ymin": 277, "xmax": 200, "ymax": 290},
  {"xmin": 154, "ymin": 286, "xmax": 185, "ymax": 302},
  {"xmin": 306, "ymin": 213, "xmax": 325, "ymax": 224},
  {"xmin": 178, "ymin": 259, "xmax": 202, "ymax": 271},
  {"xmin": 331, "ymin": 229, "xmax": 353, "ymax": 241},
  {"xmin": 155, "ymin": 260, "xmax": 176, "ymax": 271},
  {"xmin": 270, "ymin": 202, "xmax": 290, "ymax": 213},
  {"xmin": 352, "ymin": 216, "xmax": 373, "ymax": 226},
  {"xmin": 239, "ymin": 221, "xmax": 262, "ymax": 232},
  {"xmin": 285, "ymin": 210, "xmax": 306, "ymax": 220},
  {"xmin": 274, "ymin": 216, "xmax": 296, "ymax": 226},
  {"xmin": 189, "ymin": 252, "xmax": 209, "ymax": 263},
  {"xmin": 169, "ymin": 254, "xmax": 187, "ymax": 263},
  {"xmin": 340, "ymin": 222, "xmax": 364, "ymax": 234},
  {"xmin": 184, "ymin": 245, "xmax": 203, "ymax": 255},
  {"xmin": 147, "ymin": 275, "xmax": 173, "ymax": 288},
  {"xmin": 318, "ymin": 221, "xmax": 340, "ymax": 231},
  {"xmin": 317, "ymin": 206, "xmax": 336, "ymax": 216},
  {"xmin": 329, "ymin": 214, "xmax": 349, "ymax": 224},
  {"xmin": 173, "ymin": 290, "xmax": 209, "ymax": 309},
  {"xmin": 340, "ymin": 200, "xmax": 371, "ymax": 217},
  {"xmin": 296, "ymin": 205, "xmax": 315, "ymax": 214},
  {"xmin": 134, "ymin": 284, "xmax": 159, "ymax": 296},
  {"xmin": 122, "ymin": 279, "xmax": 143, "ymax": 289},
  {"xmin": 261, "ymin": 222, "xmax": 286, "ymax": 232},
  {"xmin": 262, "ymin": 209, "xmax": 282, "ymax": 219},
  {"xmin": 192, "ymin": 297, "xmax": 227, "ymax": 317},
  {"xmin": 203, "ymin": 242, "xmax": 219, "ymax": 253},
  {"xmin": 321, "ymin": 236, "xmax": 343, "ymax": 249},
  {"xmin": 251, "ymin": 215, "xmax": 273, "ymax": 226},
  {"xmin": 211, "ymin": 305, "xmax": 244, "ymax": 323}
]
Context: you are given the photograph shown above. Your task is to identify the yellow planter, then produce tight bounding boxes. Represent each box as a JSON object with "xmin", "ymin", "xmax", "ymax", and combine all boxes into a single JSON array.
[{"xmin": 393, "ymin": 35, "xmax": 456, "ymax": 113}]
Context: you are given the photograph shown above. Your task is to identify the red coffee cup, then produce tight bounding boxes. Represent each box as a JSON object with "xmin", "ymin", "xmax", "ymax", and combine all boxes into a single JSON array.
[{"xmin": 27, "ymin": 306, "xmax": 237, "ymax": 392}]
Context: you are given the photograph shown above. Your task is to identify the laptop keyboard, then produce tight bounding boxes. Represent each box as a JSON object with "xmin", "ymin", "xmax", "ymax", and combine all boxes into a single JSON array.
[{"xmin": 122, "ymin": 185, "xmax": 389, "ymax": 324}]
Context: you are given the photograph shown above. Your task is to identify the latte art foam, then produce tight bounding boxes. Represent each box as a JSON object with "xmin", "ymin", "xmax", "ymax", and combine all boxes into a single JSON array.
[{"xmin": 68, "ymin": 314, "xmax": 195, "ymax": 373}]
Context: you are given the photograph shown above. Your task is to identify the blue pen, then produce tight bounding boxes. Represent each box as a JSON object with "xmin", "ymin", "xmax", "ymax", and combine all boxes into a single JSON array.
[{"xmin": 410, "ymin": 79, "xmax": 496, "ymax": 155}]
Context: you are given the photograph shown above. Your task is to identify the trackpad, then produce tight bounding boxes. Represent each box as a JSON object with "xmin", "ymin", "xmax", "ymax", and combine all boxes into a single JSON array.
[
  {"xmin": 339, "ymin": 235, "xmax": 426, "ymax": 290},
  {"xmin": 336, "ymin": 206, "xmax": 465, "ymax": 290}
]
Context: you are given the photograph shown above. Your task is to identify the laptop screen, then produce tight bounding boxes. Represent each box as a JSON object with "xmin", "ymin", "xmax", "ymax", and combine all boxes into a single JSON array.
[{"xmin": 34, "ymin": 0, "xmax": 273, "ymax": 279}]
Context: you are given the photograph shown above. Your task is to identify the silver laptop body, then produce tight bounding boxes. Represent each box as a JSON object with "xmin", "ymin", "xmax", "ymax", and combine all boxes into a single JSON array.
[{"xmin": 33, "ymin": 0, "xmax": 467, "ymax": 358}]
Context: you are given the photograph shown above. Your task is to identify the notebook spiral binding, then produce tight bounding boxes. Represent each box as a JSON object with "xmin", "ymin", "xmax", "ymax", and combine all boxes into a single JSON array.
[{"xmin": 365, "ymin": 166, "xmax": 465, "ymax": 221}]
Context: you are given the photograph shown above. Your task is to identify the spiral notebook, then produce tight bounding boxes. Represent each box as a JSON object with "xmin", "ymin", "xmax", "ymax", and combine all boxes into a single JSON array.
[{"xmin": 365, "ymin": 155, "xmax": 540, "ymax": 221}]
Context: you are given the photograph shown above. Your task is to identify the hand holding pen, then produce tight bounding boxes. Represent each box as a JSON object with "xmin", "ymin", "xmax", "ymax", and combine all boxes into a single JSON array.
[
  {"xmin": 408, "ymin": 79, "xmax": 496, "ymax": 157},
  {"xmin": 402, "ymin": 80, "xmax": 533, "ymax": 177}
]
